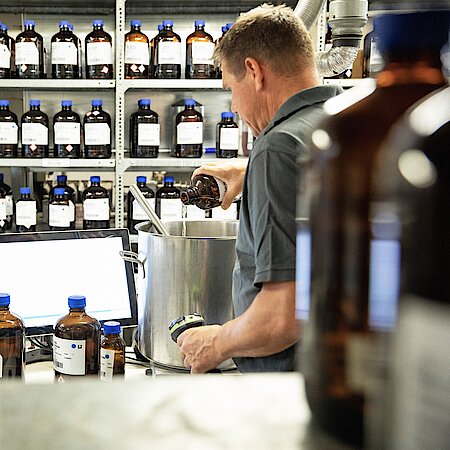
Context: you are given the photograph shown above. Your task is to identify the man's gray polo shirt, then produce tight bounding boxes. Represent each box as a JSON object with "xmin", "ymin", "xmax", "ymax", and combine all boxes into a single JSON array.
[{"xmin": 232, "ymin": 84, "xmax": 343, "ymax": 372}]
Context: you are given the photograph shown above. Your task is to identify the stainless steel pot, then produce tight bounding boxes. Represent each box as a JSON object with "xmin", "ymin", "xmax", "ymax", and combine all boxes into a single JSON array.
[{"xmin": 124, "ymin": 219, "xmax": 238, "ymax": 369}]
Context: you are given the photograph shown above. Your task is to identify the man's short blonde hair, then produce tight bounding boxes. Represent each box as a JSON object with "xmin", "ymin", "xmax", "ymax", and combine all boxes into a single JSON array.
[{"xmin": 214, "ymin": 3, "xmax": 315, "ymax": 80}]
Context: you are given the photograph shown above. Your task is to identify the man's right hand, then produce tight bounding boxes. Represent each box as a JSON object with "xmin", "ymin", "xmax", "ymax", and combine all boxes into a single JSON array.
[{"xmin": 192, "ymin": 160, "xmax": 248, "ymax": 209}]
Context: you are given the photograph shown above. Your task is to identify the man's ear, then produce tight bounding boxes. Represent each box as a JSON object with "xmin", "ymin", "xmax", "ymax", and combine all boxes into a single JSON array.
[{"xmin": 244, "ymin": 57, "xmax": 264, "ymax": 91}]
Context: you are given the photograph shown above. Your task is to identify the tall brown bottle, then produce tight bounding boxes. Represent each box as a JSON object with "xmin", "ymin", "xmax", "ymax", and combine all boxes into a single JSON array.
[
  {"xmin": 0, "ymin": 293, "xmax": 25, "ymax": 380},
  {"xmin": 85, "ymin": 20, "xmax": 113, "ymax": 79},
  {"xmin": 173, "ymin": 99, "xmax": 203, "ymax": 158},
  {"xmin": 124, "ymin": 20, "xmax": 149, "ymax": 79},
  {"xmin": 0, "ymin": 23, "xmax": 14, "ymax": 79},
  {"xmin": 299, "ymin": 11, "xmax": 449, "ymax": 447},
  {"xmin": 100, "ymin": 321, "xmax": 125, "ymax": 381},
  {"xmin": 53, "ymin": 295, "xmax": 101, "ymax": 382},
  {"xmin": 154, "ymin": 20, "xmax": 181, "ymax": 79},
  {"xmin": 185, "ymin": 20, "xmax": 215, "ymax": 79},
  {"xmin": 15, "ymin": 20, "xmax": 44, "ymax": 79},
  {"xmin": 51, "ymin": 20, "xmax": 80, "ymax": 79},
  {"xmin": 0, "ymin": 100, "xmax": 18, "ymax": 158}
]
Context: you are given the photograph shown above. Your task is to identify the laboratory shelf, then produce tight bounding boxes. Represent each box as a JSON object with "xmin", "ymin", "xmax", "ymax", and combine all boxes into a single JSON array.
[
  {"xmin": 0, "ymin": 158, "xmax": 116, "ymax": 169},
  {"xmin": 124, "ymin": 155, "xmax": 247, "ymax": 170},
  {"xmin": 123, "ymin": 79, "xmax": 224, "ymax": 91},
  {"xmin": 0, "ymin": 80, "xmax": 115, "ymax": 90}
]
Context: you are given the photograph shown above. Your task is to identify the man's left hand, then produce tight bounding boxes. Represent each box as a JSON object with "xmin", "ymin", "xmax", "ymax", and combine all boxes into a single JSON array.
[{"xmin": 177, "ymin": 325, "xmax": 225, "ymax": 373}]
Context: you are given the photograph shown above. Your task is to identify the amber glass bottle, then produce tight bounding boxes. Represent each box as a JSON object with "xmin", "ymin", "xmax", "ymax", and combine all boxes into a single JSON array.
[
  {"xmin": 15, "ymin": 187, "xmax": 36, "ymax": 232},
  {"xmin": 300, "ymin": 11, "xmax": 449, "ymax": 447},
  {"xmin": 15, "ymin": 20, "xmax": 44, "ymax": 79},
  {"xmin": 186, "ymin": 20, "xmax": 215, "ymax": 79},
  {"xmin": 181, "ymin": 174, "xmax": 226, "ymax": 210},
  {"xmin": 0, "ymin": 293, "xmax": 25, "ymax": 380},
  {"xmin": 51, "ymin": 20, "xmax": 80, "ymax": 79},
  {"xmin": 216, "ymin": 112, "xmax": 239, "ymax": 158},
  {"xmin": 49, "ymin": 187, "xmax": 71, "ymax": 231},
  {"xmin": 0, "ymin": 100, "xmax": 18, "ymax": 158},
  {"xmin": 100, "ymin": 321, "xmax": 125, "ymax": 381},
  {"xmin": 53, "ymin": 295, "xmax": 101, "ymax": 382},
  {"xmin": 149, "ymin": 24, "xmax": 163, "ymax": 79},
  {"xmin": 125, "ymin": 20, "xmax": 149, "ymax": 79},
  {"xmin": 85, "ymin": 19, "xmax": 113, "ymax": 79},
  {"xmin": 82, "ymin": 175, "xmax": 110, "ymax": 229},
  {"xmin": 49, "ymin": 175, "xmax": 76, "ymax": 229},
  {"xmin": 130, "ymin": 98, "xmax": 160, "ymax": 158},
  {"xmin": 154, "ymin": 20, "xmax": 181, "ymax": 79},
  {"xmin": 173, "ymin": 99, "xmax": 203, "ymax": 158},
  {"xmin": 214, "ymin": 25, "xmax": 228, "ymax": 79},
  {"xmin": 155, "ymin": 175, "xmax": 181, "ymax": 220},
  {"xmin": 0, "ymin": 23, "xmax": 13, "ymax": 79},
  {"xmin": 127, "ymin": 175, "xmax": 155, "ymax": 234},
  {"xmin": 21, "ymin": 99, "xmax": 49, "ymax": 158},
  {"xmin": 53, "ymin": 100, "xmax": 81, "ymax": 158},
  {"xmin": 83, "ymin": 99, "xmax": 112, "ymax": 158},
  {"xmin": 0, "ymin": 173, "xmax": 13, "ymax": 230}
]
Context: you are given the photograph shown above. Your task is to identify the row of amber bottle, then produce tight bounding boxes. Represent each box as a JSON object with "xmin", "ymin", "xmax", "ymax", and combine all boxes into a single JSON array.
[
  {"xmin": 0, "ymin": 19, "xmax": 232, "ymax": 79},
  {"xmin": 0, "ymin": 293, "xmax": 125, "ymax": 381}
]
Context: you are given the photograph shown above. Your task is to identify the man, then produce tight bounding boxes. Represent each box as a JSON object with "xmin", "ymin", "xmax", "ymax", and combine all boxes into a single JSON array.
[{"xmin": 177, "ymin": 4, "xmax": 342, "ymax": 373}]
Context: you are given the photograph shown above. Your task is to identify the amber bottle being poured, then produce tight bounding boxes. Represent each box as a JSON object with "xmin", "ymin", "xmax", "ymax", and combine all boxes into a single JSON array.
[{"xmin": 181, "ymin": 174, "xmax": 226, "ymax": 210}]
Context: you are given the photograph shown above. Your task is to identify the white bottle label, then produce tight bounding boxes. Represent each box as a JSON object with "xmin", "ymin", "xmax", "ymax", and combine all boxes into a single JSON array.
[
  {"xmin": 191, "ymin": 41, "xmax": 215, "ymax": 65},
  {"xmin": 0, "ymin": 122, "xmax": 18, "ymax": 144},
  {"xmin": 219, "ymin": 127, "xmax": 239, "ymax": 150},
  {"xmin": 16, "ymin": 200, "xmax": 36, "ymax": 228},
  {"xmin": 160, "ymin": 198, "xmax": 182, "ymax": 220},
  {"xmin": 15, "ymin": 41, "xmax": 39, "ymax": 65},
  {"xmin": 87, "ymin": 42, "xmax": 113, "ymax": 65},
  {"xmin": 69, "ymin": 200, "xmax": 75, "ymax": 222},
  {"xmin": 49, "ymin": 204, "xmax": 71, "ymax": 227},
  {"xmin": 51, "ymin": 42, "xmax": 78, "ymax": 65},
  {"xmin": 53, "ymin": 336, "xmax": 86, "ymax": 376},
  {"xmin": 5, "ymin": 195, "xmax": 13, "ymax": 216},
  {"xmin": 158, "ymin": 41, "xmax": 181, "ymax": 65},
  {"xmin": 83, "ymin": 198, "xmax": 109, "ymax": 221},
  {"xmin": 54, "ymin": 122, "xmax": 81, "ymax": 145},
  {"xmin": 132, "ymin": 198, "xmax": 155, "ymax": 220},
  {"xmin": 125, "ymin": 41, "xmax": 149, "ymax": 65},
  {"xmin": 0, "ymin": 43, "xmax": 11, "ymax": 69},
  {"xmin": 211, "ymin": 202, "xmax": 238, "ymax": 220},
  {"xmin": 137, "ymin": 123, "xmax": 160, "ymax": 146},
  {"xmin": 84, "ymin": 123, "xmax": 111, "ymax": 145},
  {"xmin": 100, "ymin": 348, "xmax": 115, "ymax": 381},
  {"xmin": 185, "ymin": 204, "xmax": 207, "ymax": 220},
  {"xmin": 0, "ymin": 198, "xmax": 6, "ymax": 221},
  {"xmin": 22, "ymin": 122, "xmax": 49, "ymax": 145},
  {"xmin": 177, "ymin": 122, "xmax": 203, "ymax": 145}
]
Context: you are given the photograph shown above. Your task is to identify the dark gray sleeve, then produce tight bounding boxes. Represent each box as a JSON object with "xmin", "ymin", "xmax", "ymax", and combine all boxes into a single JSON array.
[{"xmin": 248, "ymin": 132, "xmax": 300, "ymax": 287}]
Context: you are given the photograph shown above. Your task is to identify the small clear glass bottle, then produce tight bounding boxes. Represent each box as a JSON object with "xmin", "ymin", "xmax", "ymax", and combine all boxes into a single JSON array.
[{"xmin": 100, "ymin": 321, "xmax": 125, "ymax": 381}]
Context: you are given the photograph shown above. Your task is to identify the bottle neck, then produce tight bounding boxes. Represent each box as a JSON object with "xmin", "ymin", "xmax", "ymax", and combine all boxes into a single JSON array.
[
  {"xmin": 93, "ymin": 25, "xmax": 103, "ymax": 31},
  {"xmin": 139, "ymin": 104, "xmax": 150, "ymax": 110},
  {"xmin": 57, "ymin": 180, "xmax": 66, "ymax": 186},
  {"xmin": 25, "ymin": 25, "xmax": 35, "ymax": 32},
  {"xmin": 0, "ymin": 106, "xmax": 9, "ymax": 111},
  {"xmin": 185, "ymin": 105, "xmax": 194, "ymax": 111},
  {"xmin": 21, "ymin": 193, "xmax": 30, "ymax": 199},
  {"xmin": 60, "ymin": 26, "xmax": 70, "ymax": 32},
  {"xmin": 180, "ymin": 187, "xmax": 198, "ymax": 204},
  {"xmin": 91, "ymin": 181, "xmax": 100, "ymax": 187},
  {"xmin": 137, "ymin": 181, "xmax": 146, "ymax": 188},
  {"xmin": 30, "ymin": 105, "xmax": 40, "ymax": 111},
  {"xmin": 131, "ymin": 25, "xmax": 141, "ymax": 32},
  {"xmin": 92, "ymin": 105, "xmax": 102, "ymax": 112},
  {"xmin": 377, "ymin": 59, "xmax": 446, "ymax": 88},
  {"xmin": 164, "ymin": 25, "xmax": 173, "ymax": 31},
  {"xmin": 62, "ymin": 105, "xmax": 72, "ymax": 111},
  {"xmin": 0, "ymin": 305, "xmax": 9, "ymax": 311},
  {"xmin": 69, "ymin": 307, "xmax": 85, "ymax": 313},
  {"xmin": 164, "ymin": 181, "xmax": 174, "ymax": 187},
  {"xmin": 195, "ymin": 25, "xmax": 205, "ymax": 32}
]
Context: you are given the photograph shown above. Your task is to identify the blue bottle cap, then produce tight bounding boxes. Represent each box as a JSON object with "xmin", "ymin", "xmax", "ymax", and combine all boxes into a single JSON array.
[
  {"xmin": 131, "ymin": 20, "xmax": 141, "ymax": 27},
  {"xmin": 374, "ymin": 11, "xmax": 450, "ymax": 56},
  {"xmin": 20, "ymin": 187, "xmax": 31, "ymax": 195},
  {"xmin": 138, "ymin": 98, "xmax": 151, "ymax": 106},
  {"xmin": 69, "ymin": 23, "xmax": 74, "ymax": 31},
  {"xmin": 184, "ymin": 99, "xmax": 196, "ymax": 107},
  {"xmin": 90, "ymin": 175, "xmax": 100, "ymax": 183},
  {"xmin": 195, "ymin": 20, "xmax": 205, "ymax": 27},
  {"xmin": 24, "ymin": 20, "xmax": 35, "ymax": 27},
  {"xmin": 61, "ymin": 100, "xmax": 72, "ymax": 107},
  {"xmin": 157, "ymin": 24, "xmax": 163, "ymax": 31},
  {"xmin": 54, "ymin": 187, "xmax": 66, "ymax": 196},
  {"xmin": 30, "ymin": 99, "xmax": 40, "ymax": 107},
  {"xmin": 205, "ymin": 147, "xmax": 216, "ymax": 154},
  {"xmin": 93, "ymin": 19, "xmax": 104, "ymax": 27},
  {"xmin": 162, "ymin": 20, "xmax": 173, "ymax": 27},
  {"xmin": 68, "ymin": 295, "xmax": 86, "ymax": 309},
  {"xmin": 92, "ymin": 99, "xmax": 102, "ymax": 107},
  {"xmin": 221, "ymin": 25, "xmax": 227, "ymax": 33},
  {"xmin": 0, "ymin": 293, "xmax": 10, "ymax": 307},
  {"xmin": 226, "ymin": 22, "xmax": 234, "ymax": 30},
  {"xmin": 0, "ymin": 100, "xmax": 10, "ymax": 107},
  {"xmin": 59, "ymin": 21, "xmax": 71, "ymax": 28},
  {"xmin": 104, "ymin": 321, "xmax": 121, "ymax": 335},
  {"xmin": 57, "ymin": 175, "xmax": 67, "ymax": 182},
  {"xmin": 164, "ymin": 175, "xmax": 174, "ymax": 183},
  {"xmin": 221, "ymin": 112, "xmax": 234, "ymax": 119},
  {"xmin": 1, "ymin": 24, "xmax": 8, "ymax": 31},
  {"xmin": 136, "ymin": 176, "xmax": 147, "ymax": 183}
]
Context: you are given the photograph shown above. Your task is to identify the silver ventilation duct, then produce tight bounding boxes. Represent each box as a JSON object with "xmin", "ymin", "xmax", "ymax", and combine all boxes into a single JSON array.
[{"xmin": 294, "ymin": 0, "xmax": 369, "ymax": 78}]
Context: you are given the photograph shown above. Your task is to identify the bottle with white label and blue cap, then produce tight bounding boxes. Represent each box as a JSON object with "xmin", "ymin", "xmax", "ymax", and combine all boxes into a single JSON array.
[
  {"xmin": 0, "ymin": 293, "xmax": 25, "ymax": 380},
  {"xmin": 127, "ymin": 175, "xmax": 155, "ymax": 234},
  {"xmin": 0, "ymin": 22, "xmax": 14, "ymax": 79},
  {"xmin": 51, "ymin": 21, "xmax": 80, "ymax": 79},
  {"xmin": 186, "ymin": 20, "xmax": 215, "ymax": 79},
  {"xmin": 130, "ymin": 98, "xmax": 160, "ymax": 158},
  {"xmin": 21, "ymin": 99, "xmax": 49, "ymax": 158},
  {"xmin": 82, "ymin": 175, "xmax": 110, "ymax": 229},
  {"xmin": 53, "ymin": 295, "xmax": 101, "ymax": 382},
  {"xmin": 16, "ymin": 20, "xmax": 45, "ymax": 79},
  {"xmin": 125, "ymin": 20, "xmax": 149, "ymax": 79},
  {"xmin": 216, "ymin": 112, "xmax": 238, "ymax": 158},
  {"xmin": 15, "ymin": 187, "xmax": 36, "ymax": 232},
  {"xmin": 83, "ymin": 99, "xmax": 112, "ymax": 158},
  {"xmin": 49, "ymin": 187, "xmax": 71, "ymax": 231},
  {"xmin": 0, "ymin": 100, "xmax": 18, "ymax": 158},
  {"xmin": 155, "ymin": 175, "xmax": 182, "ymax": 220},
  {"xmin": 100, "ymin": 321, "xmax": 125, "ymax": 381},
  {"xmin": 154, "ymin": 20, "xmax": 181, "ymax": 79},
  {"xmin": 53, "ymin": 100, "xmax": 81, "ymax": 158},
  {"xmin": 85, "ymin": 19, "xmax": 113, "ymax": 79},
  {"xmin": 174, "ymin": 99, "xmax": 203, "ymax": 158},
  {"xmin": 0, "ymin": 173, "xmax": 13, "ymax": 230}
]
